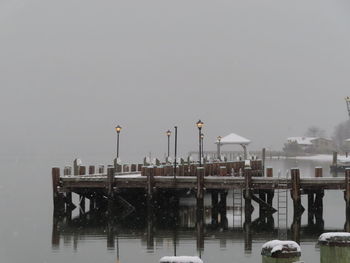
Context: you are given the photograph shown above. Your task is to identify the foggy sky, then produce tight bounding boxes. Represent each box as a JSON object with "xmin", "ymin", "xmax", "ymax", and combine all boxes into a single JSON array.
[{"xmin": 1, "ymin": 0, "xmax": 350, "ymax": 162}]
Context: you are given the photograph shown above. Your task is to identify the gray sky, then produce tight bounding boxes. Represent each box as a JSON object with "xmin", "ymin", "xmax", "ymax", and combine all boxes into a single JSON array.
[{"xmin": 1, "ymin": 0, "xmax": 350, "ymax": 162}]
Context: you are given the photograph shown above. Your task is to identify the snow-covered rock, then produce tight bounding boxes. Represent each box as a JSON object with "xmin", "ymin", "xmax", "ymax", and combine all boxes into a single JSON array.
[
  {"xmin": 318, "ymin": 232, "xmax": 350, "ymax": 245},
  {"xmin": 261, "ymin": 240, "xmax": 301, "ymax": 257},
  {"xmin": 159, "ymin": 256, "xmax": 203, "ymax": 263}
]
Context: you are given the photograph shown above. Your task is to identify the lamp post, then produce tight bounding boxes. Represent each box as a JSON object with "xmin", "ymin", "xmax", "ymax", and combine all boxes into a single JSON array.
[
  {"xmin": 217, "ymin": 136, "xmax": 222, "ymax": 160},
  {"xmin": 115, "ymin": 125, "xmax": 122, "ymax": 159},
  {"xmin": 174, "ymin": 126, "xmax": 177, "ymax": 179},
  {"xmin": 196, "ymin": 120, "xmax": 204, "ymax": 166},
  {"xmin": 201, "ymin": 133, "xmax": 204, "ymax": 160},
  {"xmin": 166, "ymin": 130, "xmax": 171, "ymax": 158}
]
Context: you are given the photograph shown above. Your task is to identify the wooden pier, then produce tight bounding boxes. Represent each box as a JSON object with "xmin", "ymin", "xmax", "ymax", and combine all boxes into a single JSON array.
[{"xmin": 52, "ymin": 158, "xmax": 350, "ymax": 232}]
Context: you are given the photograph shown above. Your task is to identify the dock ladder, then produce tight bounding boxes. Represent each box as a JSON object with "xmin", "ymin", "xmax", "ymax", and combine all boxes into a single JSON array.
[
  {"xmin": 233, "ymin": 188, "xmax": 243, "ymax": 227},
  {"xmin": 277, "ymin": 170, "xmax": 289, "ymax": 240},
  {"xmin": 233, "ymin": 168, "xmax": 243, "ymax": 228}
]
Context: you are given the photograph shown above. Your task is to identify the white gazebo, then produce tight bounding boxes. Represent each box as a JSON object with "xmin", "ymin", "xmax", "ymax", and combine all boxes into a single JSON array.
[{"xmin": 215, "ymin": 133, "xmax": 251, "ymax": 159}]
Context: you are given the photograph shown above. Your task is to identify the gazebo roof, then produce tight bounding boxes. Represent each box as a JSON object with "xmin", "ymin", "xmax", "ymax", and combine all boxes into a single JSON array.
[{"xmin": 216, "ymin": 133, "xmax": 251, "ymax": 145}]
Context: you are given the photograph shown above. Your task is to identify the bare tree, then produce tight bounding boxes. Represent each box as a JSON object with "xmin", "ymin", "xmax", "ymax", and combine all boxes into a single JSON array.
[
  {"xmin": 333, "ymin": 120, "xmax": 350, "ymax": 149},
  {"xmin": 305, "ymin": 126, "xmax": 325, "ymax": 138}
]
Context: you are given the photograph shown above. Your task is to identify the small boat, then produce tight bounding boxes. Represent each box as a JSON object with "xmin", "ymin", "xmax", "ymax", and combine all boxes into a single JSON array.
[{"xmin": 159, "ymin": 256, "xmax": 203, "ymax": 263}]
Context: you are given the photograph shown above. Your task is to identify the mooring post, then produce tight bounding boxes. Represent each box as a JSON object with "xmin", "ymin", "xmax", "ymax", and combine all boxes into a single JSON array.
[
  {"xmin": 333, "ymin": 152, "xmax": 338, "ymax": 167},
  {"xmin": 291, "ymin": 168, "xmax": 303, "ymax": 222},
  {"xmin": 196, "ymin": 167, "xmax": 205, "ymax": 202},
  {"xmin": 244, "ymin": 167, "xmax": 253, "ymax": 223},
  {"xmin": 52, "ymin": 167, "xmax": 60, "ymax": 205},
  {"xmin": 345, "ymin": 169, "xmax": 350, "ymax": 227},
  {"xmin": 63, "ymin": 166, "xmax": 72, "ymax": 211},
  {"xmin": 146, "ymin": 167, "xmax": 155, "ymax": 202},
  {"xmin": 107, "ymin": 167, "xmax": 115, "ymax": 198},
  {"xmin": 52, "ymin": 168, "xmax": 64, "ymax": 213}
]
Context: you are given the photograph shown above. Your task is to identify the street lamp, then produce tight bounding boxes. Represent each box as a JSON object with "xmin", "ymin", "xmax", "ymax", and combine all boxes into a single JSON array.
[
  {"xmin": 166, "ymin": 130, "xmax": 171, "ymax": 158},
  {"xmin": 196, "ymin": 120, "xmax": 204, "ymax": 166},
  {"xmin": 115, "ymin": 125, "xmax": 122, "ymax": 159},
  {"xmin": 217, "ymin": 136, "xmax": 222, "ymax": 160}
]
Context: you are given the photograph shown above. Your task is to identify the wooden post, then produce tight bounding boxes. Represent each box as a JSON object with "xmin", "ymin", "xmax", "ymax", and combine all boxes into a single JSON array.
[
  {"xmin": 291, "ymin": 168, "xmax": 302, "ymax": 218},
  {"xmin": 88, "ymin": 165, "xmax": 95, "ymax": 175},
  {"xmin": 244, "ymin": 167, "xmax": 253, "ymax": 223},
  {"xmin": 196, "ymin": 167, "xmax": 205, "ymax": 201},
  {"xmin": 315, "ymin": 190, "xmax": 324, "ymax": 225},
  {"xmin": 211, "ymin": 190, "xmax": 219, "ymax": 225},
  {"xmin": 262, "ymin": 148, "xmax": 266, "ymax": 176},
  {"xmin": 98, "ymin": 165, "xmax": 104, "ymax": 174},
  {"xmin": 107, "ymin": 167, "xmax": 114, "ymax": 198},
  {"xmin": 333, "ymin": 152, "xmax": 338, "ymax": 166},
  {"xmin": 266, "ymin": 167, "xmax": 273, "ymax": 178},
  {"xmin": 315, "ymin": 167, "xmax": 323, "ymax": 178},
  {"xmin": 307, "ymin": 191, "xmax": 315, "ymax": 225},
  {"xmin": 73, "ymin": 159, "xmax": 80, "ymax": 175},
  {"xmin": 345, "ymin": 169, "xmax": 350, "ymax": 225},
  {"xmin": 52, "ymin": 167, "xmax": 60, "ymax": 205},
  {"xmin": 146, "ymin": 167, "xmax": 155, "ymax": 201}
]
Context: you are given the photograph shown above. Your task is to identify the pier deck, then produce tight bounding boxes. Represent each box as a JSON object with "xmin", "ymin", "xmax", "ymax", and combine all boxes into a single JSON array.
[{"xmin": 59, "ymin": 175, "xmax": 347, "ymax": 191}]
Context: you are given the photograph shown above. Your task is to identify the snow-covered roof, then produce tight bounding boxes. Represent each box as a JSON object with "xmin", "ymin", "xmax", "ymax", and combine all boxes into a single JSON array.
[
  {"xmin": 160, "ymin": 256, "xmax": 203, "ymax": 263},
  {"xmin": 216, "ymin": 133, "xmax": 251, "ymax": 145},
  {"xmin": 287, "ymin": 137, "xmax": 316, "ymax": 145}
]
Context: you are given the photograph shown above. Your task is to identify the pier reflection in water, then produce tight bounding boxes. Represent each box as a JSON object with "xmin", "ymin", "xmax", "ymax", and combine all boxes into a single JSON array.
[{"xmin": 51, "ymin": 190, "xmax": 345, "ymax": 262}]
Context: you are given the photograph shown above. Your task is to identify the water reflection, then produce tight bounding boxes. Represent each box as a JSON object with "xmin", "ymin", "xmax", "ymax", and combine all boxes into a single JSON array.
[{"xmin": 51, "ymin": 194, "xmax": 345, "ymax": 256}]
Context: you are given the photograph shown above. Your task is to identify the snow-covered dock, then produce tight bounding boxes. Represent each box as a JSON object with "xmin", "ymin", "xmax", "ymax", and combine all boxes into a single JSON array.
[{"xmin": 51, "ymin": 158, "xmax": 350, "ymax": 238}]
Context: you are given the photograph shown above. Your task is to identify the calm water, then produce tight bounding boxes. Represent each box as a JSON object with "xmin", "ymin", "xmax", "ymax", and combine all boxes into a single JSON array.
[{"xmin": 0, "ymin": 156, "xmax": 346, "ymax": 263}]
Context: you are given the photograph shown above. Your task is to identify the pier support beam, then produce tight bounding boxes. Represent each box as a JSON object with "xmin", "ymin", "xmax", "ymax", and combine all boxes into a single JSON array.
[
  {"xmin": 291, "ymin": 168, "xmax": 304, "ymax": 219},
  {"xmin": 211, "ymin": 190, "xmax": 219, "ymax": 225},
  {"xmin": 196, "ymin": 167, "xmax": 205, "ymax": 203},
  {"xmin": 146, "ymin": 167, "xmax": 155, "ymax": 203},
  {"xmin": 345, "ymin": 169, "xmax": 350, "ymax": 230},
  {"xmin": 244, "ymin": 167, "xmax": 253, "ymax": 223},
  {"xmin": 52, "ymin": 168, "xmax": 65, "ymax": 214}
]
